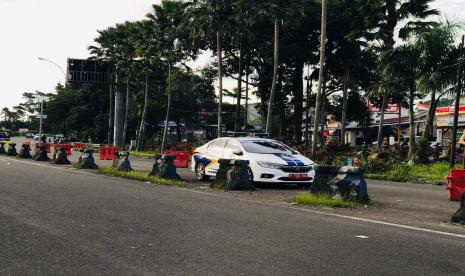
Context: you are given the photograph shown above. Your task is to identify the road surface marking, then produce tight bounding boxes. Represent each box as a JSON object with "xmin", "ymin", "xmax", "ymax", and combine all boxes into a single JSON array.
[
  {"xmin": 355, "ymin": 235, "xmax": 370, "ymax": 239},
  {"xmin": 1, "ymin": 155, "xmax": 465, "ymax": 239}
]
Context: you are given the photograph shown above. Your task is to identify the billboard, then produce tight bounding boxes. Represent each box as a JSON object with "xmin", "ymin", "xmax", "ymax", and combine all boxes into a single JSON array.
[{"xmin": 67, "ymin": 58, "xmax": 110, "ymax": 84}]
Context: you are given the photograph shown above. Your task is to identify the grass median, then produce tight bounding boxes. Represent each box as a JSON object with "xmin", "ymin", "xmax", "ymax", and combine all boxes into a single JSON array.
[
  {"xmin": 365, "ymin": 161, "xmax": 456, "ymax": 183},
  {"xmin": 97, "ymin": 167, "xmax": 184, "ymax": 186},
  {"xmin": 292, "ymin": 193, "xmax": 362, "ymax": 208}
]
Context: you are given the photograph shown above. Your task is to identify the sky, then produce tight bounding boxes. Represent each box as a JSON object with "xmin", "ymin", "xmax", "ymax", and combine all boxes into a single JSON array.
[{"xmin": 0, "ymin": 0, "xmax": 464, "ymax": 110}]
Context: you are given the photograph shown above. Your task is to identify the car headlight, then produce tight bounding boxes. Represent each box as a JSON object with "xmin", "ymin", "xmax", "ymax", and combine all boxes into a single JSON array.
[{"xmin": 257, "ymin": 161, "xmax": 284, "ymax": 169}]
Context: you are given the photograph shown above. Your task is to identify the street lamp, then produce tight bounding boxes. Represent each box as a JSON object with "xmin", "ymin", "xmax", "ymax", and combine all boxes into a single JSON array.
[{"xmin": 38, "ymin": 57, "xmax": 67, "ymax": 84}]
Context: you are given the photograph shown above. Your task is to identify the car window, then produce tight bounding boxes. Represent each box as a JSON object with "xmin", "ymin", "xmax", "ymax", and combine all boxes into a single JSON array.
[
  {"xmin": 210, "ymin": 139, "xmax": 227, "ymax": 151},
  {"xmin": 240, "ymin": 140, "xmax": 297, "ymax": 155},
  {"xmin": 224, "ymin": 139, "xmax": 240, "ymax": 153}
]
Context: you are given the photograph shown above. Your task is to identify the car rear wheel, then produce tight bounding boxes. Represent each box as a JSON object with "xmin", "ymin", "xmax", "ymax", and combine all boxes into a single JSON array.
[{"xmin": 195, "ymin": 162, "xmax": 210, "ymax": 181}]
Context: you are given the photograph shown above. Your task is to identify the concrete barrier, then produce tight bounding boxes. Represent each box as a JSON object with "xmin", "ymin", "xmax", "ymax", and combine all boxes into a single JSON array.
[
  {"xmin": 150, "ymin": 154, "xmax": 181, "ymax": 180},
  {"xmin": 112, "ymin": 151, "xmax": 133, "ymax": 172},
  {"xmin": 451, "ymin": 193, "xmax": 465, "ymax": 224},
  {"xmin": 6, "ymin": 143, "xmax": 17, "ymax": 156},
  {"xmin": 211, "ymin": 159, "xmax": 255, "ymax": 191},
  {"xmin": 51, "ymin": 147, "xmax": 71, "ymax": 165},
  {"xmin": 312, "ymin": 165, "xmax": 369, "ymax": 203},
  {"xmin": 0, "ymin": 142, "xmax": 6, "ymax": 155},
  {"xmin": 76, "ymin": 150, "xmax": 98, "ymax": 169},
  {"xmin": 33, "ymin": 143, "xmax": 50, "ymax": 161},
  {"xmin": 18, "ymin": 143, "xmax": 32, "ymax": 159}
]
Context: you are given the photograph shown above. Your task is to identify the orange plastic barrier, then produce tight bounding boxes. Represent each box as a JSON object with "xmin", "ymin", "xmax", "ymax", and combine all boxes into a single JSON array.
[
  {"xmin": 163, "ymin": 150, "xmax": 190, "ymax": 168},
  {"xmin": 35, "ymin": 143, "xmax": 51, "ymax": 153},
  {"xmin": 72, "ymin": 142, "xmax": 86, "ymax": 150},
  {"xmin": 99, "ymin": 146, "xmax": 120, "ymax": 160},
  {"xmin": 54, "ymin": 144, "xmax": 72, "ymax": 155},
  {"xmin": 446, "ymin": 169, "xmax": 465, "ymax": 201}
]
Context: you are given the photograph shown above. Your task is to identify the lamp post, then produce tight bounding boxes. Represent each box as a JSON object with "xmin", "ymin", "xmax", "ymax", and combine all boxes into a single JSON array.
[{"xmin": 38, "ymin": 57, "xmax": 67, "ymax": 84}]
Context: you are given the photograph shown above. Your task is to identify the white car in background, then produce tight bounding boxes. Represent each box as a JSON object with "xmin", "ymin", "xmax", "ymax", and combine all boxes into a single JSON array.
[{"xmin": 192, "ymin": 137, "xmax": 316, "ymax": 188}]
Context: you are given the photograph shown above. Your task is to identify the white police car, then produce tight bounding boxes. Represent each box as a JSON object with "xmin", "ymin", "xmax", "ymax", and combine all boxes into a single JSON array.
[{"xmin": 192, "ymin": 137, "xmax": 315, "ymax": 187}]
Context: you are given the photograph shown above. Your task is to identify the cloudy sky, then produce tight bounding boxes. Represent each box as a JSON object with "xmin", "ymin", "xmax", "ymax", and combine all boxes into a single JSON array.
[{"xmin": 0, "ymin": 0, "xmax": 464, "ymax": 110}]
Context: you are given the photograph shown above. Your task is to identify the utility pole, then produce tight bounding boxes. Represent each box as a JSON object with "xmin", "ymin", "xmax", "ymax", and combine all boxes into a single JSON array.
[
  {"xmin": 311, "ymin": 0, "xmax": 328, "ymax": 155},
  {"xmin": 38, "ymin": 99, "xmax": 44, "ymax": 138},
  {"xmin": 304, "ymin": 69, "xmax": 312, "ymax": 150},
  {"xmin": 450, "ymin": 35, "xmax": 464, "ymax": 169}
]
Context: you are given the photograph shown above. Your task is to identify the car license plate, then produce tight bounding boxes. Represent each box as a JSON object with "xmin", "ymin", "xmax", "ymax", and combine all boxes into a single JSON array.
[{"xmin": 289, "ymin": 173, "xmax": 308, "ymax": 180}]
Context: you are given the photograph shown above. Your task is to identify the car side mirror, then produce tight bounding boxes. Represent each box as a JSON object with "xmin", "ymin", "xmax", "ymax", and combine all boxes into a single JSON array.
[{"xmin": 232, "ymin": 149, "xmax": 243, "ymax": 156}]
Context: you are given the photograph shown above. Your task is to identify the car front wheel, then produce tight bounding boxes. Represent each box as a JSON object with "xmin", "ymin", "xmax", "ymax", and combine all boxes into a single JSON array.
[
  {"xmin": 247, "ymin": 166, "xmax": 255, "ymax": 184},
  {"xmin": 195, "ymin": 162, "xmax": 210, "ymax": 181}
]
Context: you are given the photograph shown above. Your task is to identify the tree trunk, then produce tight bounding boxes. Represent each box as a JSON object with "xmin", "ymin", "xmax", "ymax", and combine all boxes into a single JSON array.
[
  {"xmin": 341, "ymin": 65, "xmax": 350, "ymax": 145},
  {"xmin": 217, "ymin": 31, "xmax": 223, "ymax": 138},
  {"xmin": 137, "ymin": 72, "xmax": 149, "ymax": 151},
  {"xmin": 161, "ymin": 63, "xmax": 172, "ymax": 153},
  {"xmin": 293, "ymin": 61, "xmax": 304, "ymax": 142},
  {"xmin": 377, "ymin": 91, "xmax": 388, "ymax": 148},
  {"xmin": 234, "ymin": 38, "xmax": 243, "ymax": 132},
  {"xmin": 422, "ymin": 90, "xmax": 436, "ymax": 140},
  {"xmin": 122, "ymin": 78, "xmax": 130, "ymax": 149},
  {"xmin": 266, "ymin": 19, "xmax": 280, "ymax": 135},
  {"xmin": 408, "ymin": 83, "xmax": 416, "ymax": 158},
  {"xmin": 311, "ymin": 0, "xmax": 328, "ymax": 155}
]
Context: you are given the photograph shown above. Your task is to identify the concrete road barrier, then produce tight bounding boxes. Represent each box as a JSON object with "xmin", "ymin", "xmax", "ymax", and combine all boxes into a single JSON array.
[
  {"xmin": 76, "ymin": 150, "xmax": 98, "ymax": 169},
  {"xmin": 51, "ymin": 147, "xmax": 71, "ymax": 165},
  {"xmin": 312, "ymin": 165, "xmax": 369, "ymax": 203},
  {"xmin": 18, "ymin": 143, "xmax": 32, "ymax": 159},
  {"xmin": 6, "ymin": 143, "xmax": 18, "ymax": 156},
  {"xmin": 212, "ymin": 159, "xmax": 254, "ymax": 191},
  {"xmin": 150, "ymin": 154, "xmax": 181, "ymax": 180},
  {"xmin": 33, "ymin": 143, "xmax": 50, "ymax": 161},
  {"xmin": 0, "ymin": 142, "xmax": 6, "ymax": 155},
  {"xmin": 112, "ymin": 151, "xmax": 133, "ymax": 172}
]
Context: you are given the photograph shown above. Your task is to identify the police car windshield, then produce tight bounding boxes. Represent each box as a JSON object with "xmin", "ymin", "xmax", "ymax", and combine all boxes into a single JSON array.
[{"xmin": 240, "ymin": 140, "xmax": 297, "ymax": 155}]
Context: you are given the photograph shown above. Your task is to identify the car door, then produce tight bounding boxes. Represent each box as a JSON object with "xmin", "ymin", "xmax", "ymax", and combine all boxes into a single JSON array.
[
  {"xmin": 205, "ymin": 138, "xmax": 227, "ymax": 174},
  {"xmin": 223, "ymin": 139, "xmax": 242, "ymax": 160}
]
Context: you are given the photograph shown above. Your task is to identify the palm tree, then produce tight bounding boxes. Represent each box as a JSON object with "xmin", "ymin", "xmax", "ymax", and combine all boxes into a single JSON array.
[
  {"xmin": 380, "ymin": 44, "xmax": 420, "ymax": 157},
  {"xmin": 416, "ymin": 22, "xmax": 461, "ymax": 140},
  {"xmin": 188, "ymin": 0, "xmax": 234, "ymax": 137},
  {"xmin": 374, "ymin": 0, "xmax": 438, "ymax": 145},
  {"xmin": 132, "ymin": 20, "xmax": 159, "ymax": 150}
]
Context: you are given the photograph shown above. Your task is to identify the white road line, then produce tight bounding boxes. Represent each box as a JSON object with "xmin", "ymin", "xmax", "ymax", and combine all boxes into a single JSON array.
[{"xmin": 1, "ymin": 155, "xmax": 465, "ymax": 239}]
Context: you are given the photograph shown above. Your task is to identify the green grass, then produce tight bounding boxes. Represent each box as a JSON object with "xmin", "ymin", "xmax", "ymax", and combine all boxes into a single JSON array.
[
  {"xmin": 366, "ymin": 162, "xmax": 460, "ymax": 183},
  {"xmin": 292, "ymin": 193, "xmax": 362, "ymax": 208},
  {"xmin": 97, "ymin": 167, "xmax": 184, "ymax": 186}
]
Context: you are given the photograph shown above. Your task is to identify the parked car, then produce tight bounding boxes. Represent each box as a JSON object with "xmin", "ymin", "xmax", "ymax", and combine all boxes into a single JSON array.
[
  {"xmin": 33, "ymin": 134, "xmax": 41, "ymax": 141},
  {"xmin": 191, "ymin": 137, "xmax": 316, "ymax": 188},
  {"xmin": 25, "ymin": 132, "xmax": 34, "ymax": 139},
  {"xmin": 0, "ymin": 132, "xmax": 10, "ymax": 142}
]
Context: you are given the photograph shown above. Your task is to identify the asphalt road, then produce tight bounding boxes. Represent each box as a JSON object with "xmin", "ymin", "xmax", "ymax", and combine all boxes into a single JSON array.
[{"xmin": 1, "ymin": 155, "xmax": 465, "ymax": 275}]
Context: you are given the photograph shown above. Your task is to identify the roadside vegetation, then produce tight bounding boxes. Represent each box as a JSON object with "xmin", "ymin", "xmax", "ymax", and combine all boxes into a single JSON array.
[
  {"xmin": 97, "ymin": 167, "xmax": 184, "ymax": 186},
  {"xmin": 304, "ymin": 140, "xmax": 458, "ymax": 183},
  {"xmin": 292, "ymin": 193, "xmax": 362, "ymax": 208}
]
